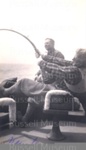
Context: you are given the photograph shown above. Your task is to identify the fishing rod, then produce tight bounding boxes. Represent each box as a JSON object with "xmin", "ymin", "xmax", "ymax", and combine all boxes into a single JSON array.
[{"xmin": 0, "ymin": 28, "xmax": 41, "ymax": 56}]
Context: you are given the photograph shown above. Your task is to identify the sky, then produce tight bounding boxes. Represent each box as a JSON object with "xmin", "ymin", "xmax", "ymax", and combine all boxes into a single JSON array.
[{"xmin": 0, "ymin": 0, "xmax": 86, "ymax": 64}]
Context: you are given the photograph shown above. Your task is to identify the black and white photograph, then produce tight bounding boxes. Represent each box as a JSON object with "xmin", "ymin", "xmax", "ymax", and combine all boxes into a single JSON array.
[{"xmin": 0, "ymin": 0, "xmax": 86, "ymax": 149}]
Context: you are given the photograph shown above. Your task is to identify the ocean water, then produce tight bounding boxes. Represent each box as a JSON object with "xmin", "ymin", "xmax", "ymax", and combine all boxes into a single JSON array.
[{"xmin": 0, "ymin": 63, "xmax": 39, "ymax": 82}]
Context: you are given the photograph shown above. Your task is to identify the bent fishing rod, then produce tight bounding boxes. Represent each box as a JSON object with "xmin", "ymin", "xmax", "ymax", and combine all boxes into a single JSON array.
[{"xmin": 0, "ymin": 28, "xmax": 41, "ymax": 56}]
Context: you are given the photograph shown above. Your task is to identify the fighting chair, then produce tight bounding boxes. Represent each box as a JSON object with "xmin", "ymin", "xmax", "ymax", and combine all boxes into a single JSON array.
[{"xmin": 43, "ymin": 90, "xmax": 85, "ymax": 141}]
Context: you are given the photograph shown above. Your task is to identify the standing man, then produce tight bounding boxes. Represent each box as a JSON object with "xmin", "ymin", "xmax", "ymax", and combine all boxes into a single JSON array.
[
  {"xmin": 22, "ymin": 38, "xmax": 64, "ymax": 122},
  {"xmin": 44, "ymin": 38, "xmax": 64, "ymax": 58},
  {"xmin": 35, "ymin": 38, "xmax": 64, "ymax": 83},
  {"xmin": 35, "ymin": 38, "xmax": 64, "ymax": 59},
  {"xmin": 22, "ymin": 38, "xmax": 65, "ymax": 125},
  {"xmin": 21, "ymin": 38, "xmax": 64, "ymax": 125},
  {"xmin": 38, "ymin": 48, "xmax": 86, "ymax": 112}
]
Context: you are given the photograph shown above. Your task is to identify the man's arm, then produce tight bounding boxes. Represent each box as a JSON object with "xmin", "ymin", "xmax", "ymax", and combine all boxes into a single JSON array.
[
  {"xmin": 42, "ymin": 55, "xmax": 72, "ymax": 66},
  {"xmin": 38, "ymin": 60, "xmax": 82, "ymax": 85}
]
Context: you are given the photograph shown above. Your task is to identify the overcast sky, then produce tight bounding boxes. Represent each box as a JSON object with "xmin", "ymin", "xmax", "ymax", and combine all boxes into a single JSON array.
[{"xmin": 0, "ymin": 0, "xmax": 86, "ymax": 64}]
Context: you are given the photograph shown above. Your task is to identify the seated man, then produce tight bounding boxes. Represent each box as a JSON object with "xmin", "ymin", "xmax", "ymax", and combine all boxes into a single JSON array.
[
  {"xmin": 34, "ymin": 38, "xmax": 64, "ymax": 86},
  {"xmin": 38, "ymin": 48, "xmax": 86, "ymax": 111}
]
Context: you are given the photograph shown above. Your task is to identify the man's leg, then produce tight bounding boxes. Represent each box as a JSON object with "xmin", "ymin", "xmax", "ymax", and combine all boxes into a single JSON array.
[
  {"xmin": 0, "ymin": 78, "xmax": 55, "ymax": 97},
  {"xmin": 22, "ymin": 97, "xmax": 39, "ymax": 123},
  {"xmin": 16, "ymin": 97, "xmax": 39, "ymax": 128}
]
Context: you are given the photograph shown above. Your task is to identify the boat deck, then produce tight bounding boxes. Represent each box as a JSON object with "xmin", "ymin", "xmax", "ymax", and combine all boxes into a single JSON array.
[{"xmin": 0, "ymin": 120, "xmax": 86, "ymax": 144}]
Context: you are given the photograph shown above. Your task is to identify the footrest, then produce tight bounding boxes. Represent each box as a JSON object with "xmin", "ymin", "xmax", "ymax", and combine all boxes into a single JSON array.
[
  {"xmin": 68, "ymin": 103, "xmax": 85, "ymax": 116},
  {"xmin": 43, "ymin": 109, "xmax": 68, "ymax": 115},
  {"xmin": 43, "ymin": 108, "xmax": 85, "ymax": 116},
  {"xmin": 68, "ymin": 110, "xmax": 85, "ymax": 116}
]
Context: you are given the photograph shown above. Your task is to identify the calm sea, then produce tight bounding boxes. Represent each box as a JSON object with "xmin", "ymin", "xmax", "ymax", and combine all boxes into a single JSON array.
[{"xmin": 0, "ymin": 63, "xmax": 39, "ymax": 82}]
